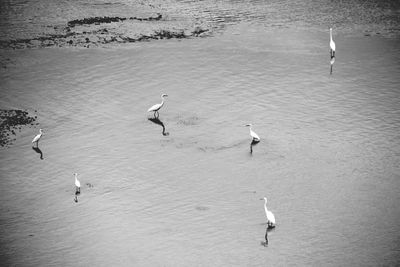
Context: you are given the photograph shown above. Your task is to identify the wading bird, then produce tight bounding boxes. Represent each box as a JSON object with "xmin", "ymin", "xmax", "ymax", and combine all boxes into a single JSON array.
[
  {"xmin": 330, "ymin": 28, "xmax": 336, "ymax": 58},
  {"xmin": 245, "ymin": 124, "xmax": 260, "ymax": 142},
  {"xmin": 32, "ymin": 129, "xmax": 43, "ymax": 147},
  {"xmin": 261, "ymin": 197, "xmax": 276, "ymax": 229},
  {"xmin": 74, "ymin": 173, "xmax": 81, "ymax": 194},
  {"xmin": 148, "ymin": 94, "xmax": 168, "ymax": 117}
]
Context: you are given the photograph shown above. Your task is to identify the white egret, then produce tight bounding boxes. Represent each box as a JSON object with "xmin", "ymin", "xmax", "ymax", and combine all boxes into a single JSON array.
[
  {"xmin": 148, "ymin": 94, "xmax": 168, "ymax": 116},
  {"xmin": 31, "ymin": 129, "xmax": 43, "ymax": 147},
  {"xmin": 330, "ymin": 28, "xmax": 336, "ymax": 58},
  {"xmin": 245, "ymin": 124, "xmax": 260, "ymax": 142},
  {"xmin": 74, "ymin": 173, "xmax": 81, "ymax": 193},
  {"xmin": 262, "ymin": 197, "xmax": 276, "ymax": 228}
]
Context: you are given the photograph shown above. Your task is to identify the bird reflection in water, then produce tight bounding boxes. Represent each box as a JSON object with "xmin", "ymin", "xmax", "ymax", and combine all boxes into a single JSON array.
[
  {"xmin": 261, "ymin": 226, "xmax": 275, "ymax": 247},
  {"xmin": 250, "ymin": 139, "xmax": 259, "ymax": 154},
  {"xmin": 330, "ymin": 56, "xmax": 335, "ymax": 75},
  {"xmin": 148, "ymin": 117, "xmax": 169, "ymax": 136},
  {"xmin": 31, "ymin": 146, "xmax": 44, "ymax": 160},
  {"xmin": 74, "ymin": 192, "xmax": 79, "ymax": 203},
  {"xmin": 329, "ymin": 28, "xmax": 336, "ymax": 75}
]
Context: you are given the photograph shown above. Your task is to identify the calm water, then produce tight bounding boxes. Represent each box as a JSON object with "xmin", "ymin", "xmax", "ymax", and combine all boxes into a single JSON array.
[{"xmin": 1, "ymin": 1, "xmax": 400, "ymax": 266}]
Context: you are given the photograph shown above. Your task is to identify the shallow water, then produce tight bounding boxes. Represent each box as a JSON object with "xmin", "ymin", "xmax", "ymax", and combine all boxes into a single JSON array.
[
  {"xmin": 1, "ymin": 1, "xmax": 400, "ymax": 266},
  {"xmin": 1, "ymin": 0, "xmax": 399, "ymax": 41}
]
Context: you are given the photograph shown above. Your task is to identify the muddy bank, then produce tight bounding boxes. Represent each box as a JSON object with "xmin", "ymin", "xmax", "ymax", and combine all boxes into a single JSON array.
[
  {"xmin": 0, "ymin": 14, "xmax": 210, "ymax": 49},
  {"xmin": 67, "ymin": 14, "xmax": 163, "ymax": 27},
  {"xmin": 0, "ymin": 0, "xmax": 211, "ymax": 50},
  {"xmin": 0, "ymin": 24, "xmax": 209, "ymax": 50},
  {"xmin": 0, "ymin": 110, "xmax": 37, "ymax": 147}
]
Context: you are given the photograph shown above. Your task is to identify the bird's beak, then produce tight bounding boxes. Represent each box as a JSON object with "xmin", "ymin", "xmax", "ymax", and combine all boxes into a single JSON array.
[{"xmin": 259, "ymin": 198, "xmax": 263, "ymax": 200}]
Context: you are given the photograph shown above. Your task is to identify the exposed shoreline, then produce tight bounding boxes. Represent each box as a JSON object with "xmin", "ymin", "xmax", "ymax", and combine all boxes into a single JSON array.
[
  {"xmin": 0, "ymin": 0, "xmax": 212, "ymax": 50},
  {"xmin": 0, "ymin": 15, "xmax": 210, "ymax": 50}
]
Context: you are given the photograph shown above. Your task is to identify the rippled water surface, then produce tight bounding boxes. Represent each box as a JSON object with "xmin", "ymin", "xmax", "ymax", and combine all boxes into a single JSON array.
[
  {"xmin": 1, "ymin": 1, "xmax": 400, "ymax": 266},
  {"xmin": 1, "ymin": 0, "xmax": 399, "ymax": 40}
]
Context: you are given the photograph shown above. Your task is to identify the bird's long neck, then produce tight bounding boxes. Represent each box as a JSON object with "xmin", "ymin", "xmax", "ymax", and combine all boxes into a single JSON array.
[
  {"xmin": 160, "ymin": 97, "xmax": 165, "ymax": 106},
  {"xmin": 330, "ymin": 29, "xmax": 333, "ymax": 41},
  {"xmin": 264, "ymin": 202, "xmax": 269, "ymax": 214}
]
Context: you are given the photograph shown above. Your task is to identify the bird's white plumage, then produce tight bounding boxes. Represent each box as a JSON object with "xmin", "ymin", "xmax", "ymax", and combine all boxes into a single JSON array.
[
  {"xmin": 330, "ymin": 28, "xmax": 336, "ymax": 53},
  {"xmin": 263, "ymin": 197, "xmax": 276, "ymax": 224},
  {"xmin": 148, "ymin": 94, "xmax": 168, "ymax": 113},
  {"xmin": 74, "ymin": 173, "xmax": 81, "ymax": 188},
  {"xmin": 245, "ymin": 124, "xmax": 260, "ymax": 141},
  {"xmin": 250, "ymin": 129, "xmax": 260, "ymax": 141},
  {"xmin": 32, "ymin": 129, "xmax": 43, "ymax": 143},
  {"xmin": 147, "ymin": 103, "xmax": 163, "ymax": 112}
]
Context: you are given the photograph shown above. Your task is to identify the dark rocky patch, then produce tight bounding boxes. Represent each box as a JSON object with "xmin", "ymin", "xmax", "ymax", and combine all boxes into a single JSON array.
[
  {"xmin": 0, "ymin": 109, "xmax": 37, "ymax": 147},
  {"xmin": 192, "ymin": 27, "xmax": 209, "ymax": 37},
  {"xmin": 129, "ymin": 14, "xmax": 162, "ymax": 21},
  {"xmin": 0, "ymin": 32, "xmax": 77, "ymax": 49},
  {"xmin": 122, "ymin": 30, "xmax": 187, "ymax": 42},
  {"xmin": 0, "ymin": 25, "xmax": 210, "ymax": 50},
  {"xmin": 67, "ymin": 14, "xmax": 162, "ymax": 27},
  {"xmin": 68, "ymin": 16, "xmax": 127, "ymax": 27}
]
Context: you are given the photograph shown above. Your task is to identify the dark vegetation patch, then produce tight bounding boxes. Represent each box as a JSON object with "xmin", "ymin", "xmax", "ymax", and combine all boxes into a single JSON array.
[
  {"xmin": 67, "ymin": 14, "xmax": 163, "ymax": 27},
  {"xmin": 0, "ymin": 109, "xmax": 37, "ymax": 147}
]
